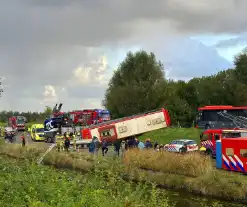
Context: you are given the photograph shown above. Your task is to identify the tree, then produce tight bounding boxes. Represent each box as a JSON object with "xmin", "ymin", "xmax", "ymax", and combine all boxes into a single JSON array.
[
  {"xmin": 103, "ymin": 50, "xmax": 166, "ymax": 118},
  {"xmin": 234, "ymin": 48, "xmax": 247, "ymax": 84}
]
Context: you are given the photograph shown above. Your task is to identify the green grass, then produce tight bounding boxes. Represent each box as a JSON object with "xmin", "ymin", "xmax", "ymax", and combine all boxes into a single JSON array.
[
  {"xmin": 138, "ymin": 128, "xmax": 202, "ymax": 144},
  {"xmin": 0, "ymin": 155, "xmax": 172, "ymax": 207},
  {"xmin": 1, "ymin": 144, "xmax": 247, "ymax": 203}
]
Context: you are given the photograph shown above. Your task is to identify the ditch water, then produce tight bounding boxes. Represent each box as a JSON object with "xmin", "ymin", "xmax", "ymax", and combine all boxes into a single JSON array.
[{"xmin": 165, "ymin": 190, "xmax": 246, "ymax": 207}]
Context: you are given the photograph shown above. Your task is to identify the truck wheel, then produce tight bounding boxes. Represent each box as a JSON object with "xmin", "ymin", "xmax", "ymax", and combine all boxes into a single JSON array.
[
  {"xmin": 205, "ymin": 149, "xmax": 212, "ymax": 157},
  {"xmin": 205, "ymin": 124, "xmax": 210, "ymax": 129},
  {"xmin": 47, "ymin": 137, "xmax": 52, "ymax": 143}
]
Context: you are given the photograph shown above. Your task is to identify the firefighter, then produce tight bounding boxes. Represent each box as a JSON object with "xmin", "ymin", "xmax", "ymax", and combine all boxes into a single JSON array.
[
  {"xmin": 21, "ymin": 134, "xmax": 26, "ymax": 147},
  {"xmin": 64, "ymin": 134, "xmax": 70, "ymax": 152},
  {"xmin": 1, "ymin": 126, "xmax": 4, "ymax": 137},
  {"xmin": 55, "ymin": 133, "xmax": 63, "ymax": 152},
  {"xmin": 70, "ymin": 132, "xmax": 76, "ymax": 151}
]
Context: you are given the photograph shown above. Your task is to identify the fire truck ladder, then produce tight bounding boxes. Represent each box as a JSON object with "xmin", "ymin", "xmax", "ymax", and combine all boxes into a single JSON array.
[{"xmin": 217, "ymin": 111, "xmax": 247, "ymax": 128}]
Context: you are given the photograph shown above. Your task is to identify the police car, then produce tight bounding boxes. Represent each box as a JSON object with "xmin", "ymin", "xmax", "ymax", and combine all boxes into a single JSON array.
[{"xmin": 164, "ymin": 139, "xmax": 198, "ymax": 153}]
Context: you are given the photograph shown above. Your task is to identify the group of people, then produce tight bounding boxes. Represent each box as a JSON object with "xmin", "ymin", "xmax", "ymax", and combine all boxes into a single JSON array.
[
  {"xmin": 87, "ymin": 136, "xmax": 157, "ymax": 157},
  {"xmin": 55, "ymin": 132, "xmax": 77, "ymax": 152}
]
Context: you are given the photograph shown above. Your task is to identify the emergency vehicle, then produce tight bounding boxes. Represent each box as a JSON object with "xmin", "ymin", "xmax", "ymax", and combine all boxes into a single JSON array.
[
  {"xmin": 8, "ymin": 116, "xmax": 26, "ymax": 131},
  {"xmin": 216, "ymin": 138, "xmax": 247, "ymax": 173},
  {"xmin": 69, "ymin": 109, "xmax": 110, "ymax": 126},
  {"xmin": 200, "ymin": 128, "xmax": 247, "ymax": 157},
  {"xmin": 164, "ymin": 139, "xmax": 198, "ymax": 153},
  {"xmin": 81, "ymin": 108, "xmax": 171, "ymax": 142}
]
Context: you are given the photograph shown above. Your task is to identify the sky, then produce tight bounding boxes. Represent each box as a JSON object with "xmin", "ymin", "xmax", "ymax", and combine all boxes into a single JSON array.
[{"xmin": 0, "ymin": 0, "xmax": 247, "ymax": 112}]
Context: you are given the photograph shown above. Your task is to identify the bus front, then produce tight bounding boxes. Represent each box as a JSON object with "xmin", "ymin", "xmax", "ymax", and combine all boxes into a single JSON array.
[{"xmin": 197, "ymin": 105, "xmax": 247, "ymax": 129}]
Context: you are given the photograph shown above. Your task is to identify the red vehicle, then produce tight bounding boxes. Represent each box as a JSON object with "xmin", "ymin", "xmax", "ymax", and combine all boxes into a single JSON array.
[
  {"xmin": 200, "ymin": 128, "xmax": 247, "ymax": 157},
  {"xmin": 69, "ymin": 109, "xmax": 111, "ymax": 126},
  {"xmin": 8, "ymin": 116, "xmax": 26, "ymax": 131},
  {"xmin": 196, "ymin": 105, "xmax": 247, "ymax": 129},
  {"xmin": 81, "ymin": 108, "xmax": 171, "ymax": 142},
  {"xmin": 220, "ymin": 138, "xmax": 247, "ymax": 173}
]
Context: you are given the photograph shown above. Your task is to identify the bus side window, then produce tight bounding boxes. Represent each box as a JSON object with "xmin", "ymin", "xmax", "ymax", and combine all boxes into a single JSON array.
[
  {"xmin": 215, "ymin": 134, "xmax": 220, "ymax": 141},
  {"xmin": 240, "ymin": 149, "xmax": 247, "ymax": 158}
]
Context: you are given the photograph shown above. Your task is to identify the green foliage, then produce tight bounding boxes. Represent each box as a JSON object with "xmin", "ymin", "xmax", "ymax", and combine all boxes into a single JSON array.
[
  {"xmin": 103, "ymin": 50, "xmax": 166, "ymax": 118},
  {"xmin": 0, "ymin": 156, "xmax": 171, "ymax": 207},
  {"xmin": 103, "ymin": 48, "xmax": 247, "ymax": 126}
]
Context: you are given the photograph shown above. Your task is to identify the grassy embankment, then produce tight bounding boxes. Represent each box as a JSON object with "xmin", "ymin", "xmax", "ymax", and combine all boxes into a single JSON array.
[
  {"xmin": 0, "ymin": 139, "xmax": 247, "ymax": 204},
  {"xmin": 138, "ymin": 127, "xmax": 202, "ymax": 144}
]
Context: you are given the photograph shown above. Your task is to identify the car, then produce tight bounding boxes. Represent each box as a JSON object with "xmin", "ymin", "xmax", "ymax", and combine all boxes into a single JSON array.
[
  {"xmin": 164, "ymin": 139, "xmax": 198, "ymax": 153},
  {"xmin": 30, "ymin": 124, "xmax": 45, "ymax": 141}
]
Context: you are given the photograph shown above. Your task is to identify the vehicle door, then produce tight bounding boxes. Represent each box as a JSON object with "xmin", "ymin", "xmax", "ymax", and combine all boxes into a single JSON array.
[
  {"xmin": 166, "ymin": 140, "xmax": 178, "ymax": 152},
  {"xmin": 186, "ymin": 140, "xmax": 198, "ymax": 151}
]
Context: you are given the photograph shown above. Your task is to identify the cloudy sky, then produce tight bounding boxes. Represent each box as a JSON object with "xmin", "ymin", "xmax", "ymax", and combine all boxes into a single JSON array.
[{"xmin": 0, "ymin": 0, "xmax": 246, "ymax": 112}]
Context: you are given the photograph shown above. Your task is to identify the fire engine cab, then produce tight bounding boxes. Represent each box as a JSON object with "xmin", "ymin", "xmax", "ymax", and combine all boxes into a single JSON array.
[
  {"xmin": 81, "ymin": 108, "xmax": 171, "ymax": 143},
  {"xmin": 8, "ymin": 116, "xmax": 26, "ymax": 131},
  {"xmin": 200, "ymin": 128, "xmax": 247, "ymax": 157}
]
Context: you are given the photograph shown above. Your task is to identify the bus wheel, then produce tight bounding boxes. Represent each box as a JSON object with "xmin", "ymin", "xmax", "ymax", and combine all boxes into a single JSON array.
[{"xmin": 205, "ymin": 124, "xmax": 210, "ymax": 129}]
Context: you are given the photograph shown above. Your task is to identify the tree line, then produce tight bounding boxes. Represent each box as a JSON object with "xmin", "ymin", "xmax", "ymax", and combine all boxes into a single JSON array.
[
  {"xmin": 103, "ymin": 48, "xmax": 247, "ymax": 127},
  {"xmin": 1, "ymin": 49, "xmax": 247, "ymax": 127}
]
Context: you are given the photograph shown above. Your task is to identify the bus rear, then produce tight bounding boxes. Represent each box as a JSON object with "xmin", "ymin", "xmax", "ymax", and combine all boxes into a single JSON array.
[{"xmin": 196, "ymin": 105, "xmax": 247, "ymax": 129}]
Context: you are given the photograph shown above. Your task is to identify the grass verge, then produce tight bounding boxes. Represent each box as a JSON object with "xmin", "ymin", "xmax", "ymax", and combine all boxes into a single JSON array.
[
  {"xmin": 0, "ymin": 156, "xmax": 172, "ymax": 207},
  {"xmin": 138, "ymin": 127, "xmax": 202, "ymax": 144},
  {"xmin": 1, "ymin": 144, "xmax": 247, "ymax": 203}
]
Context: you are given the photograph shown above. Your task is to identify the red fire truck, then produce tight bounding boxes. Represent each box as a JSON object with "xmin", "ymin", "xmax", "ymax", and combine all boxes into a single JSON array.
[
  {"xmin": 69, "ymin": 109, "xmax": 110, "ymax": 126},
  {"xmin": 8, "ymin": 116, "xmax": 26, "ymax": 131},
  {"xmin": 200, "ymin": 128, "xmax": 247, "ymax": 157},
  {"xmin": 219, "ymin": 138, "xmax": 247, "ymax": 173},
  {"xmin": 81, "ymin": 108, "xmax": 171, "ymax": 142}
]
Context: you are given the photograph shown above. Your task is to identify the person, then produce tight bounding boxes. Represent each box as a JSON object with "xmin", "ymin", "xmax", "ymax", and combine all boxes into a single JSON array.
[
  {"xmin": 114, "ymin": 139, "xmax": 121, "ymax": 156},
  {"xmin": 154, "ymin": 141, "xmax": 158, "ymax": 149},
  {"xmin": 134, "ymin": 137, "xmax": 139, "ymax": 147},
  {"xmin": 21, "ymin": 134, "xmax": 25, "ymax": 147},
  {"xmin": 102, "ymin": 139, "xmax": 108, "ymax": 156},
  {"xmin": 64, "ymin": 135, "xmax": 70, "ymax": 152},
  {"xmin": 55, "ymin": 132, "xmax": 63, "ymax": 152},
  {"xmin": 138, "ymin": 140, "xmax": 145, "ymax": 149},
  {"xmin": 88, "ymin": 140, "xmax": 96, "ymax": 154},
  {"xmin": 145, "ymin": 138, "xmax": 153, "ymax": 149},
  {"xmin": 121, "ymin": 140, "xmax": 126, "ymax": 156},
  {"xmin": 70, "ymin": 132, "xmax": 77, "ymax": 151}
]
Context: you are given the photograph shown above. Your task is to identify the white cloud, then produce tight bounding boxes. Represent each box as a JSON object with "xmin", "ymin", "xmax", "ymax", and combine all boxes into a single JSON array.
[{"xmin": 40, "ymin": 85, "xmax": 58, "ymax": 105}]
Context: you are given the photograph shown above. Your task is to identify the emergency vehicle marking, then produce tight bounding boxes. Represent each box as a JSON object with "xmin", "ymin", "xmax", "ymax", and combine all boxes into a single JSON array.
[
  {"xmin": 228, "ymin": 156, "xmax": 238, "ymax": 171},
  {"xmin": 234, "ymin": 155, "xmax": 245, "ymax": 172},
  {"xmin": 167, "ymin": 145, "xmax": 177, "ymax": 152},
  {"xmin": 222, "ymin": 155, "xmax": 231, "ymax": 170}
]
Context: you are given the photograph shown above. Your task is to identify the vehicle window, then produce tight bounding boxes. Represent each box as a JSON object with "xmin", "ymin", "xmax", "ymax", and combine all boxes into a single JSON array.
[
  {"xmin": 240, "ymin": 149, "xmax": 247, "ymax": 158},
  {"xmin": 186, "ymin": 141, "xmax": 197, "ymax": 145},
  {"xmin": 215, "ymin": 134, "xmax": 220, "ymax": 141},
  {"xmin": 32, "ymin": 128, "xmax": 35, "ymax": 133},
  {"xmin": 36, "ymin": 128, "xmax": 44, "ymax": 133},
  {"xmin": 210, "ymin": 133, "xmax": 213, "ymax": 141},
  {"xmin": 202, "ymin": 110, "xmax": 218, "ymax": 121},
  {"xmin": 226, "ymin": 148, "xmax": 234, "ymax": 156},
  {"xmin": 100, "ymin": 128, "xmax": 115, "ymax": 138},
  {"xmin": 170, "ymin": 141, "xmax": 177, "ymax": 144},
  {"xmin": 241, "ymin": 132, "xmax": 247, "ymax": 137},
  {"xmin": 176, "ymin": 141, "xmax": 183, "ymax": 145},
  {"xmin": 200, "ymin": 133, "xmax": 208, "ymax": 141}
]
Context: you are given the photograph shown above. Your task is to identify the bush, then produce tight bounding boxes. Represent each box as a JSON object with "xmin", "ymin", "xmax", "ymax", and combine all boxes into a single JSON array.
[{"xmin": 123, "ymin": 149, "xmax": 212, "ymax": 177}]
